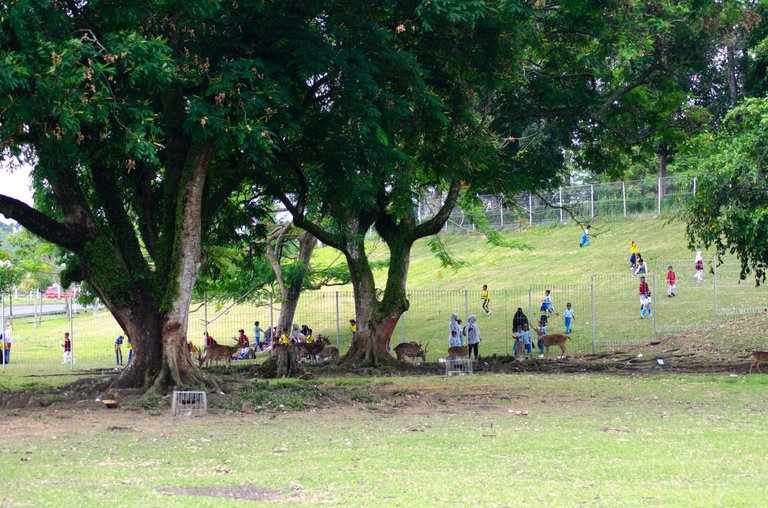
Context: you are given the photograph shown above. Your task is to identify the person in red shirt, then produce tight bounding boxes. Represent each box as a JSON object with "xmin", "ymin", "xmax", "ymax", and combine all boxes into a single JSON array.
[
  {"xmin": 638, "ymin": 276, "xmax": 650, "ymax": 318},
  {"xmin": 62, "ymin": 332, "xmax": 74, "ymax": 365},
  {"xmin": 666, "ymin": 265, "xmax": 676, "ymax": 297}
]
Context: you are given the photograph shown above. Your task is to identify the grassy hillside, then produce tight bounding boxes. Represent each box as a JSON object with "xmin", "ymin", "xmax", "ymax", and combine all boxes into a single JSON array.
[
  {"xmin": 313, "ymin": 217, "xmax": 702, "ymax": 291},
  {"xmin": 3, "ymin": 216, "xmax": 766, "ymax": 371}
]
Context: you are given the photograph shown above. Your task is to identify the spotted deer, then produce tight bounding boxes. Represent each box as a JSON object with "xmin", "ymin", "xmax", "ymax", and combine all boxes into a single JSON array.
[
  {"xmin": 533, "ymin": 327, "xmax": 571, "ymax": 358},
  {"xmin": 198, "ymin": 339, "xmax": 239, "ymax": 368}
]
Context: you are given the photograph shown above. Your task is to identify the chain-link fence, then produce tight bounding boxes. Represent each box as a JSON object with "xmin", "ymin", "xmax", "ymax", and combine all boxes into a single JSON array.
[
  {"xmin": 426, "ymin": 175, "xmax": 697, "ymax": 232},
  {"xmin": 2, "ymin": 255, "xmax": 765, "ymax": 369}
]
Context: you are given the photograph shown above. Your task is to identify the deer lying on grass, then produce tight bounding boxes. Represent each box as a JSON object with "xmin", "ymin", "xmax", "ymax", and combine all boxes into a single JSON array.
[
  {"xmin": 198, "ymin": 339, "xmax": 239, "ymax": 368},
  {"xmin": 533, "ymin": 327, "xmax": 570, "ymax": 358},
  {"xmin": 749, "ymin": 351, "xmax": 768, "ymax": 374},
  {"xmin": 316, "ymin": 346, "xmax": 339, "ymax": 362},
  {"xmin": 447, "ymin": 345, "xmax": 468, "ymax": 359},
  {"xmin": 394, "ymin": 342, "xmax": 427, "ymax": 364}
]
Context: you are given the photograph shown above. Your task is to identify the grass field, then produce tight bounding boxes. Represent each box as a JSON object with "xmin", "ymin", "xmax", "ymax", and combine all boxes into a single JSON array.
[
  {"xmin": 2, "ymin": 216, "xmax": 766, "ymax": 370},
  {"xmin": 2, "ymin": 373, "xmax": 768, "ymax": 507}
]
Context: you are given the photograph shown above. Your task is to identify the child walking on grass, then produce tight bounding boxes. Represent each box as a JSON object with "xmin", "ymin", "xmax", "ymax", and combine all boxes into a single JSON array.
[
  {"xmin": 694, "ymin": 251, "xmax": 704, "ymax": 282},
  {"xmin": 580, "ymin": 224, "xmax": 591, "ymax": 247},
  {"xmin": 62, "ymin": 332, "xmax": 74, "ymax": 365},
  {"xmin": 481, "ymin": 284, "xmax": 491, "ymax": 315}
]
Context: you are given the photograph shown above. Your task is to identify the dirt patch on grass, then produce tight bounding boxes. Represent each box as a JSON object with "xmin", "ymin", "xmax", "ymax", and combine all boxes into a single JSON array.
[{"xmin": 157, "ymin": 484, "xmax": 283, "ymax": 501}]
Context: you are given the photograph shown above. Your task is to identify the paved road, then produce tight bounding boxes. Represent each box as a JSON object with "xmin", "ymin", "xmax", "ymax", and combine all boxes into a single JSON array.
[{"xmin": 1, "ymin": 303, "xmax": 86, "ymax": 319}]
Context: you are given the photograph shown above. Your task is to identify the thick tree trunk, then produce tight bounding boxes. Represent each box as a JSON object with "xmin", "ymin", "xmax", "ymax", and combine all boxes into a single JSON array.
[
  {"xmin": 258, "ymin": 345, "xmax": 307, "ymax": 378},
  {"xmin": 277, "ymin": 292, "xmax": 301, "ymax": 337},
  {"xmin": 268, "ymin": 229, "xmax": 318, "ymax": 338},
  {"xmin": 341, "ymin": 238, "xmax": 410, "ymax": 365},
  {"xmin": 113, "ymin": 144, "xmax": 215, "ymax": 392}
]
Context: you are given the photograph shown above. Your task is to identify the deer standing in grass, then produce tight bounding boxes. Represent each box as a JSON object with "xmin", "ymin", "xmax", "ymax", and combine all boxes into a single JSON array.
[
  {"xmin": 198, "ymin": 339, "xmax": 240, "ymax": 368},
  {"xmin": 533, "ymin": 326, "xmax": 570, "ymax": 358}
]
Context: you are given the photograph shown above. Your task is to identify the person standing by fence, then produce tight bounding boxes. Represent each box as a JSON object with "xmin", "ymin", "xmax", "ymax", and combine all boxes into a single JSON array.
[
  {"xmin": 563, "ymin": 303, "xmax": 575, "ymax": 334},
  {"xmin": 638, "ymin": 276, "xmax": 650, "ymax": 319},
  {"xmin": 448, "ymin": 313, "xmax": 462, "ymax": 347},
  {"xmin": 466, "ymin": 315, "xmax": 481, "ymax": 360},
  {"xmin": 512, "ymin": 308, "xmax": 529, "ymax": 331},
  {"xmin": 1, "ymin": 327, "xmax": 10, "ymax": 365},
  {"xmin": 666, "ymin": 266, "xmax": 676, "ymax": 297},
  {"xmin": 253, "ymin": 321, "xmax": 261, "ymax": 350},
  {"xmin": 62, "ymin": 332, "xmax": 73, "ymax": 365},
  {"xmin": 694, "ymin": 251, "xmax": 704, "ymax": 282}
]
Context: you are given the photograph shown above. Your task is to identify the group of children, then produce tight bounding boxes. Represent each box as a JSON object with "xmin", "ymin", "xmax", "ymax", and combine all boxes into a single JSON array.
[
  {"xmin": 448, "ymin": 287, "xmax": 575, "ymax": 360},
  {"xmin": 113, "ymin": 334, "xmax": 133, "ymax": 366},
  {"xmin": 632, "ymin": 239, "xmax": 708, "ymax": 319}
]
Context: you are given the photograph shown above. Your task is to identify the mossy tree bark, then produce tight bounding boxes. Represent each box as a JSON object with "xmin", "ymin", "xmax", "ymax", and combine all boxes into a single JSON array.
[
  {"xmin": 0, "ymin": 3, "xmax": 288, "ymax": 392},
  {"xmin": 280, "ymin": 181, "xmax": 460, "ymax": 365},
  {"xmin": 0, "ymin": 139, "xmax": 218, "ymax": 391}
]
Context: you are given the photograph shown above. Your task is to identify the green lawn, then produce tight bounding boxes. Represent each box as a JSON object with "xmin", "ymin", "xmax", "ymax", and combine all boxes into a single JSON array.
[{"xmin": 2, "ymin": 373, "xmax": 768, "ymax": 507}]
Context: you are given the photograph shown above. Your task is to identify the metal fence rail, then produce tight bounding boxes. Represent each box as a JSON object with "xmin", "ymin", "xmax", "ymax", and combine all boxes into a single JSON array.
[
  {"xmin": 419, "ymin": 175, "xmax": 696, "ymax": 232},
  {"xmin": 2, "ymin": 254, "xmax": 765, "ymax": 369}
]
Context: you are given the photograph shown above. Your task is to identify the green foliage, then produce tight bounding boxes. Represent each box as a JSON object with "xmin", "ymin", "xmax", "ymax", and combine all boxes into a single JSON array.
[
  {"xmin": 681, "ymin": 97, "xmax": 768, "ymax": 284},
  {"xmin": 426, "ymin": 235, "xmax": 467, "ymax": 270},
  {"xmin": 226, "ymin": 380, "xmax": 334, "ymax": 412},
  {"xmin": 131, "ymin": 394, "xmax": 164, "ymax": 410}
]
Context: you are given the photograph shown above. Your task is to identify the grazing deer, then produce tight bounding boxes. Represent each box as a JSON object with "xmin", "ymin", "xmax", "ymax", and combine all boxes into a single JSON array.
[
  {"xmin": 533, "ymin": 327, "xmax": 570, "ymax": 358},
  {"xmin": 447, "ymin": 345, "xmax": 468, "ymax": 359},
  {"xmin": 198, "ymin": 339, "xmax": 239, "ymax": 368},
  {"xmin": 394, "ymin": 342, "xmax": 427, "ymax": 363},
  {"xmin": 749, "ymin": 351, "xmax": 768, "ymax": 374}
]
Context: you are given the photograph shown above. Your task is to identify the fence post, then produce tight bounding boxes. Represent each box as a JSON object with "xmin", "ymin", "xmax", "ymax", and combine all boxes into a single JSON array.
[
  {"xmin": 652, "ymin": 273, "xmax": 657, "ymax": 342},
  {"xmin": 657, "ymin": 177, "xmax": 662, "ymax": 215},
  {"xmin": 713, "ymin": 259, "xmax": 718, "ymax": 324},
  {"xmin": 590, "ymin": 276, "xmax": 595, "ymax": 354},
  {"xmin": 692, "ymin": 177, "xmax": 697, "ymax": 195},
  {"xmin": 622, "ymin": 181, "xmax": 627, "ymax": 217},
  {"xmin": 528, "ymin": 192, "xmax": 533, "ymax": 225},
  {"xmin": 590, "ymin": 184, "xmax": 594, "ymax": 219},
  {"xmin": 464, "ymin": 290, "xmax": 469, "ymax": 324},
  {"xmin": 527, "ymin": 288, "xmax": 532, "ymax": 322},
  {"xmin": 335, "ymin": 292, "xmax": 341, "ymax": 347},
  {"xmin": 69, "ymin": 297, "xmax": 74, "ymax": 370},
  {"xmin": 499, "ymin": 194, "xmax": 504, "ymax": 228},
  {"xmin": 203, "ymin": 293, "xmax": 209, "ymax": 338},
  {"xmin": 559, "ymin": 187, "xmax": 564, "ymax": 224},
  {"xmin": 269, "ymin": 293, "xmax": 274, "ymax": 339}
]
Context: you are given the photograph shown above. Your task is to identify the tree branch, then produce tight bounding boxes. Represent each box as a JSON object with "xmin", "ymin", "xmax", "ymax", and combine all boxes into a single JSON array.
[
  {"xmin": 0, "ymin": 195, "xmax": 86, "ymax": 252},
  {"xmin": 412, "ymin": 180, "xmax": 462, "ymax": 240}
]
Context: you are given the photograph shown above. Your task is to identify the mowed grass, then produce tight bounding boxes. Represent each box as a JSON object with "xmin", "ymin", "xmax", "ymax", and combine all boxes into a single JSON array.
[{"xmin": 2, "ymin": 374, "xmax": 768, "ymax": 507}]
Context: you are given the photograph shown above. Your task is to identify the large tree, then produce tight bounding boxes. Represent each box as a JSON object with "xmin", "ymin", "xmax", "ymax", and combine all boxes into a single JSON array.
[
  {"xmin": 260, "ymin": 0, "xmax": 720, "ymax": 364},
  {"xmin": 0, "ymin": 0, "xmax": 282, "ymax": 389}
]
